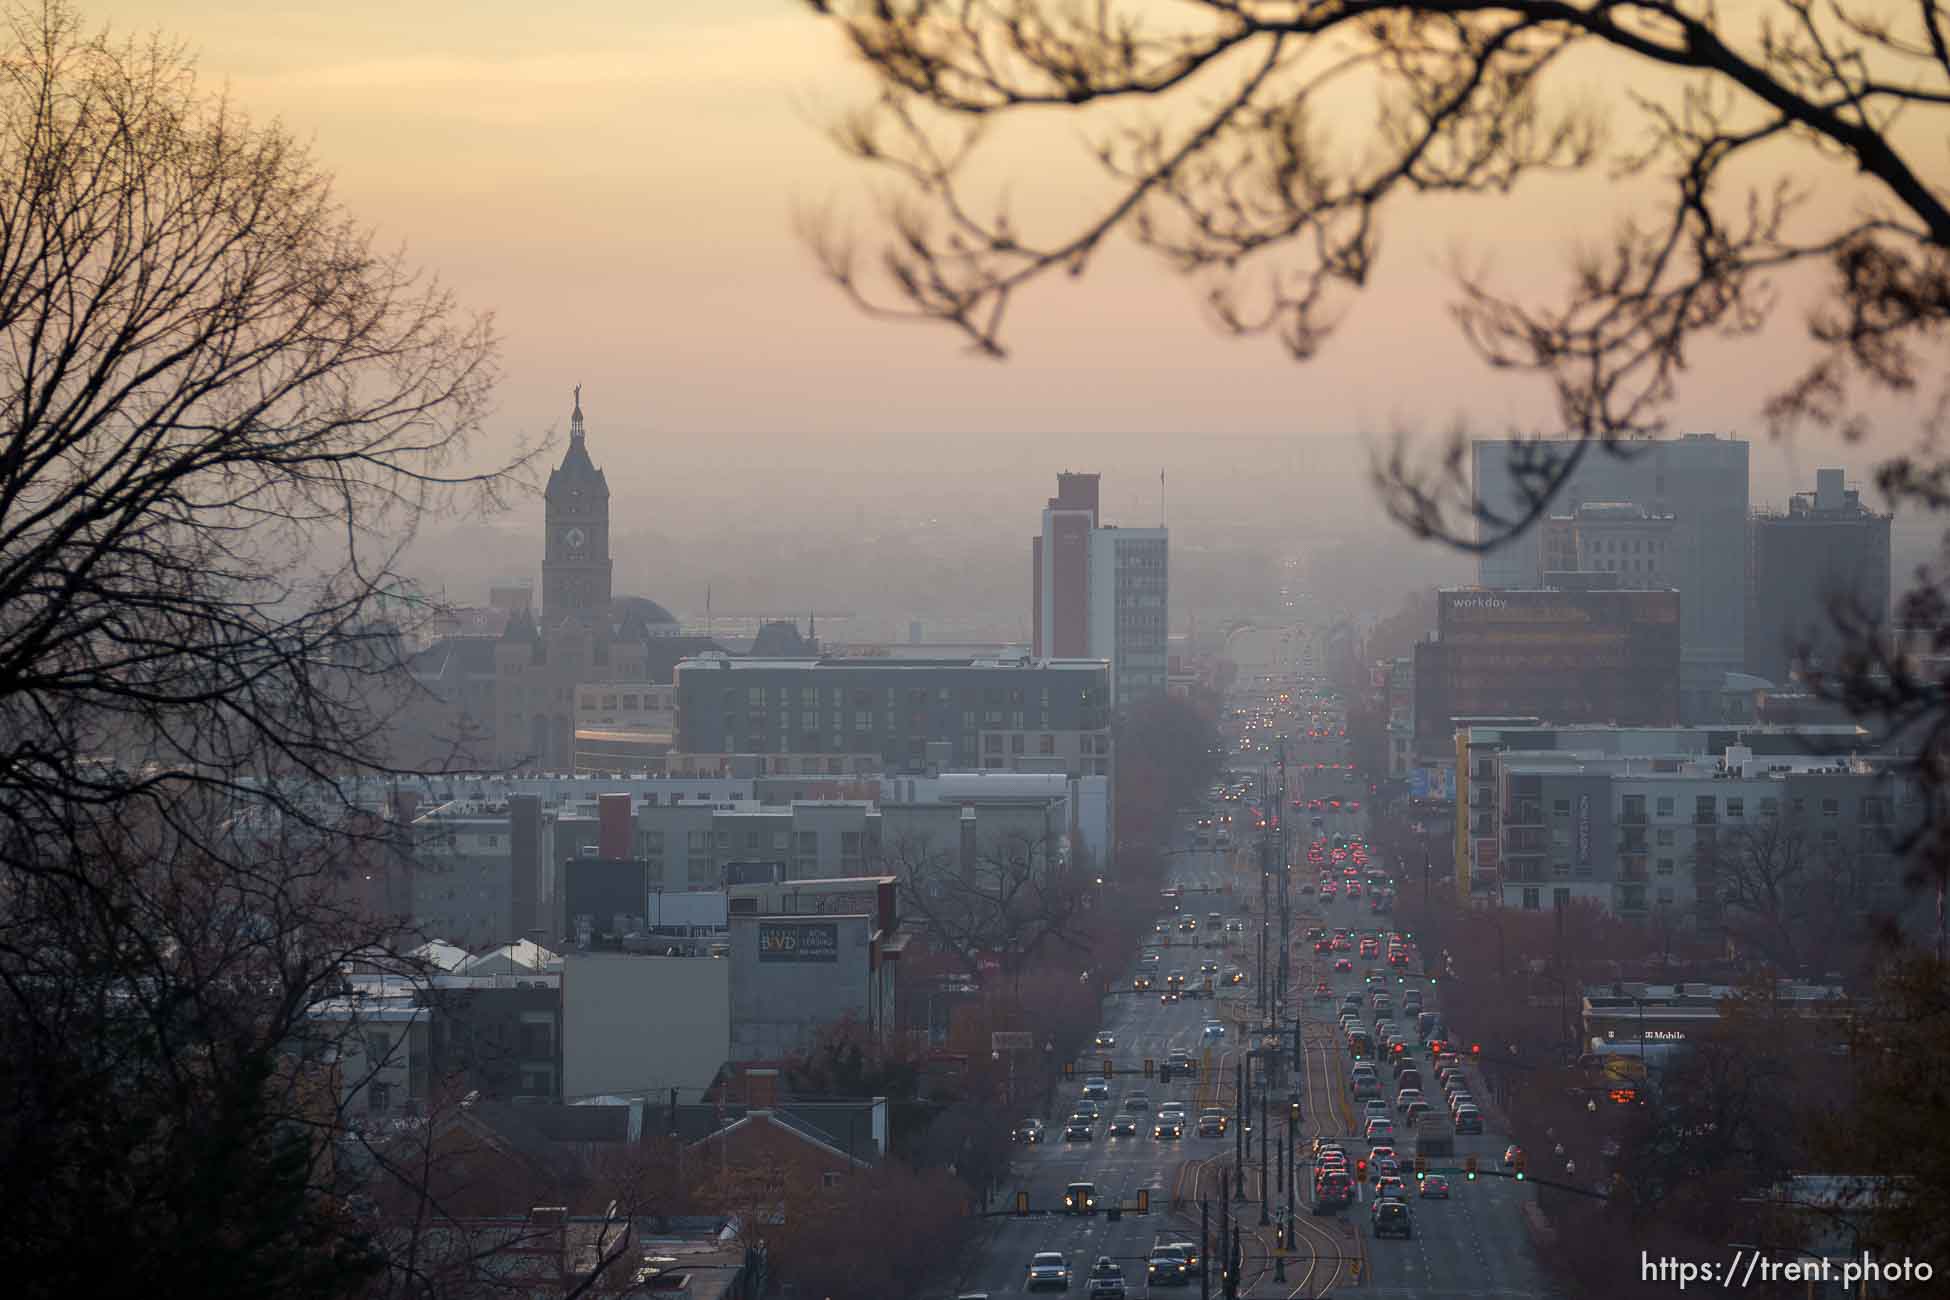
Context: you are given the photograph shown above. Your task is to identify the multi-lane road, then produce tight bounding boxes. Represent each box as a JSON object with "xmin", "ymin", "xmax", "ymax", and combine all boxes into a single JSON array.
[{"xmin": 953, "ymin": 685, "xmax": 1555, "ymax": 1296}]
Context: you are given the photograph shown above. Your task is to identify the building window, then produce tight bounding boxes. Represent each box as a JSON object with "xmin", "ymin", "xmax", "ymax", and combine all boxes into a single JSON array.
[
  {"xmin": 1655, "ymin": 828, "xmax": 1674, "ymax": 847},
  {"xmin": 1656, "ymin": 858, "xmax": 1674, "ymax": 876},
  {"xmin": 1656, "ymin": 887, "xmax": 1674, "ymax": 905},
  {"xmin": 823, "ymin": 1171, "xmax": 843, "ymax": 1189},
  {"xmin": 1725, "ymin": 797, "xmax": 1744, "ymax": 819},
  {"xmin": 1656, "ymin": 796, "xmax": 1674, "ymax": 818},
  {"xmin": 984, "ymin": 734, "xmax": 1002, "ymax": 753},
  {"xmin": 1694, "ymin": 795, "xmax": 1716, "ymax": 821},
  {"xmin": 1521, "ymin": 888, "xmax": 1540, "ymax": 911},
  {"xmin": 1039, "ymin": 734, "xmax": 1056, "ymax": 755},
  {"xmin": 1759, "ymin": 797, "xmax": 1779, "ymax": 818},
  {"xmin": 1011, "ymin": 734, "xmax": 1025, "ymax": 754},
  {"xmin": 1822, "ymin": 798, "xmax": 1840, "ymax": 818},
  {"xmin": 1553, "ymin": 887, "xmax": 1572, "ymax": 910},
  {"xmin": 1551, "ymin": 799, "xmax": 1570, "ymax": 817}
]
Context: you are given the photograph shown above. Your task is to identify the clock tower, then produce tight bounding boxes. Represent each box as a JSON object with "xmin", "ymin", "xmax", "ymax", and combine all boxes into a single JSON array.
[{"xmin": 540, "ymin": 387, "xmax": 613, "ymax": 624}]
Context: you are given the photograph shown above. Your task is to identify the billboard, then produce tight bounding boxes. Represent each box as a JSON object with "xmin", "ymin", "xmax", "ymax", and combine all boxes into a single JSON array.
[{"xmin": 757, "ymin": 921, "xmax": 839, "ymax": 963}]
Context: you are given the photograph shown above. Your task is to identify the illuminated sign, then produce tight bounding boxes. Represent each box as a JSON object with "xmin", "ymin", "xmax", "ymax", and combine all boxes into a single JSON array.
[
  {"xmin": 1577, "ymin": 793, "xmax": 1592, "ymax": 866},
  {"xmin": 1643, "ymin": 1029, "xmax": 1686, "ymax": 1041},
  {"xmin": 758, "ymin": 921, "xmax": 839, "ymax": 963}
]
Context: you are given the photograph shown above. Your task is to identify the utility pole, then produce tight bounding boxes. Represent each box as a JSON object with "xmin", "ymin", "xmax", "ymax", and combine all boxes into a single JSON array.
[
  {"xmin": 1235, "ymin": 1058, "xmax": 1246, "ymax": 1197},
  {"xmin": 1227, "ymin": 1223, "xmax": 1241, "ymax": 1300},
  {"xmin": 1257, "ymin": 925, "xmax": 1267, "ymax": 1020},
  {"xmin": 1219, "ymin": 1180, "xmax": 1231, "ymax": 1300},
  {"xmin": 1200, "ymin": 1198, "xmax": 1211, "ymax": 1300},
  {"xmin": 1259, "ymin": 1070, "xmax": 1271, "ymax": 1226}
]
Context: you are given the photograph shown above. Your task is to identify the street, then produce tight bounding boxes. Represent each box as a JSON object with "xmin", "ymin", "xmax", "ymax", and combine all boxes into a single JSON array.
[{"xmin": 956, "ymin": 654, "xmax": 1558, "ymax": 1299}]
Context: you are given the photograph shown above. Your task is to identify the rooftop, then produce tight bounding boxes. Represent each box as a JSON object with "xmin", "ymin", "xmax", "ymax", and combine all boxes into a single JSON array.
[{"xmin": 674, "ymin": 653, "xmax": 1110, "ymax": 673}]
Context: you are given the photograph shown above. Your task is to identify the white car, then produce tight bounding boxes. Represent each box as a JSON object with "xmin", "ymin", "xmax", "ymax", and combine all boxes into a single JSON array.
[{"xmin": 1028, "ymin": 1252, "xmax": 1071, "ymax": 1291}]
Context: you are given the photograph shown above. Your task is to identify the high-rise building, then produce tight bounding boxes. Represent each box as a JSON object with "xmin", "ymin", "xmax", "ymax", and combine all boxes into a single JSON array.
[
  {"xmin": 1414, "ymin": 588, "xmax": 1681, "ymax": 753},
  {"xmin": 1472, "ymin": 435, "xmax": 1748, "ymax": 721},
  {"xmin": 1747, "ymin": 468, "xmax": 1892, "ymax": 685},
  {"xmin": 1030, "ymin": 473, "xmax": 1168, "ymax": 713}
]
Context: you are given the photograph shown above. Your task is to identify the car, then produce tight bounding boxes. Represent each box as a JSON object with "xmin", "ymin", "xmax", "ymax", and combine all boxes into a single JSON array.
[
  {"xmin": 1365, "ymin": 1117, "xmax": 1397, "ymax": 1144},
  {"xmin": 1094, "ymin": 1031, "xmax": 1118, "ymax": 1048},
  {"xmin": 1375, "ymin": 1175, "xmax": 1407, "ymax": 1200},
  {"xmin": 1202, "ymin": 1022, "xmax": 1225, "ymax": 1039},
  {"xmin": 1146, "ymin": 1246, "xmax": 1189, "ymax": 1286},
  {"xmin": 1139, "ymin": 951, "xmax": 1162, "ymax": 966},
  {"xmin": 1454, "ymin": 1108, "xmax": 1484, "ymax": 1134},
  {"xmin": 1064, "ymin": 1122, "xmax": 1094, "ymax": 1142},
  {"xmin": 1082, "ymin": 1080, "xmax": 1109, "ymax": 1101},
  {"xmin": 1168, "ymin": 1049, "xmax": 1196, "ymax": 1071},
  {"xmin": 1154, "ymin": 1120, "xmax": 1184, "ymax": 1140},
  {"xmin": 1028, "ymin": 1253, "xmax": 1072, "ymax": 1291},
  {"xmin": 1402, "ymin": 1100, "xmax": 1430, "ymax": 1127},
  {"xmin": 1124, "ymin": 1093, "xmax": 1151, "ymax": 1112},
  {"xmin": 1396, "ymin": 1088, "xmax": 1423, "ymax": 1113},
  {"xmin": 1064, "ymin": 1182, "xmax": 1097, "ymax": 1214},
  {"xmin": 1158, "ymin": 1103, "xmax": 1189, "ymax": 1122},
  {"xmin": 1372, "ymin": 1197, "xmax": 1413, "ymax": 1240},
  {"xmin": 1199, "ymin": 1107, "xmax": 1229, "ymax": 1130},
  {"xmin": 1087, "ymin": 1257, "xmax": 1126, "ymax": 1298},
  {"xmin": 1108, "ymin": 1117, "xmax": 1137, "ymax": 1137},
  {"xmin": 1133, "ymin": 975, "xmax": 1153, "ymax": 991},
  {"xmin": 1313, "ymin": 982, "xmax": 1333, "ymax": 1001},
  {"xmin": 1178, "ymin": 918, "xmax": 1197, "ymax": 932},
  {"xmin": 1374, "ymin": 1155, "xmax": 1401, "ymax": 1178},
  {"xmin": 1313, "ymin": 1169, "xmax": 1354, "ymax": 1210},
  {"xmin": 1073, "ymin": 1099, "xmax": 1102, "ymax": 1120},
  {"xmin": 1363, "ymin": 1099, "xmax": 1390, "ymax": 1120},
  {"xmin": 1160, "ymin": 990, "xmax": 1181, "ymax": 1004},
  {"xmin": 1014, "ymin": 1119, "xmax": 1045, "ymax": 1144},
  {"xmin": 1420, "ymin": 1173, "xmax": 1451, "ymax": 1198},
  {"xmin": 1199, "ymin": 960, "xmax": 1220, "ymax": 975},
  {"xmin": 1196, "ymin": 1115, "xmax": 1224, "ymax": 1137},
  {"xmin": 1225, "ymin": 968, "xmax": 1246, "ymax": 986},
  {"xmin": 1334, "ymin": 957, "xmax": 1353, "ymax": 972}
]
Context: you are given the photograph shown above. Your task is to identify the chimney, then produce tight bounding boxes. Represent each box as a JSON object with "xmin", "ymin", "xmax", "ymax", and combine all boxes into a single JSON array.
[{"xmin": 747, "ymin": 1067, "xmax": 780, "ymax": 1107}]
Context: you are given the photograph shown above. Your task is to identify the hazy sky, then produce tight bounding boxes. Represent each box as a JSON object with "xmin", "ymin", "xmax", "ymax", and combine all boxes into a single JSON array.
[{"xmin": 87, "ymin": 1, "xmax": 1930, "ymax": 513}]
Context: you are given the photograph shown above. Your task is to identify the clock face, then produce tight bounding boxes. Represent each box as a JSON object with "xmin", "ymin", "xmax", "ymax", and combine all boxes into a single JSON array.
[{"xmin": 564, "ymin": 526, "xmax": 588, "ymax": 553}]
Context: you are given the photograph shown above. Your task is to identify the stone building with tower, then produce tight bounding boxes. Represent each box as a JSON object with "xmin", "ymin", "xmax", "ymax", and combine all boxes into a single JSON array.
[{"xmin": 394, "ymin": 393, "xmax": 720, "ymax": 771}]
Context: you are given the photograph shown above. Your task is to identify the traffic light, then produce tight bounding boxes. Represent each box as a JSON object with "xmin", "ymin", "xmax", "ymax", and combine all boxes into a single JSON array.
[
  {"xmin": 1470, "ymin": 1043, "xmax": 1481, "ymax": 1058},
  {"xmin": 1355, "ymin": 1158, "xmax": 1369, "ymax": 1183},
  {"xmin": 1414, "ymin": 1155, "xmax": 1428, "ymax": 1181},
  {"xmin": 1016, "ymin": 1190, "xmax": 1030, "ymax": 1214},
  {"xmin": 1513, "ymin": 1150, "xmax": 1527, "ymax": 1180},
  {"xmin": 1102, "ymin": 1057, "xmax": 1113, "ymax": 1078},
  {"xmin": 1063, "ymin": 1061, "xmax": 1075, "ymax": 1079},
  {"xmin": 1465, "ymin": 1155, "xmax": 1478, "ymax": 1181},
  {"xmin": 1159, "ymin": 1064, "xmax": 1172, "ymax": 1083},
  {"xmin": 1289, "ymin": 1099, "xmax": 1301, "ymax": 1124},
  {"xmin": 1144, "ymin": 1058, "xmax": 1155, "ymax": 1078}
]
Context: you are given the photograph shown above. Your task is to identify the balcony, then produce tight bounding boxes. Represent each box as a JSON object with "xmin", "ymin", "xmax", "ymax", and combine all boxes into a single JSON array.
[
  {"xmin": 1618, "ymin": 862, "xmax": 1649, "ymax": 883},
  {"xmin": 1505, "ymin": 827, "xmax": 1549, "ymax": 854},
  {"xmin": 1505, "ymin": 801, "xmax": 1544, "ymax": 828},
  {"xmin": 1618, "ymin": 830, "xmax": 1648, "ymax": 854},
  {"xmin": 1618, "ymin": 808, "xmax": 1647, "ymax": 826},
  {"xmin": 1692, "ymin": 813, "xmax": 1718, "ymax": 826}
]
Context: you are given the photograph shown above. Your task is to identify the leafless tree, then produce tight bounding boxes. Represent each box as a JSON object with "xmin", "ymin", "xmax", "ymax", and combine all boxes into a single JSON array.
[
  {"xmin": 0, "ymin": 4, "xmax": 538, "ymax": 1295},
  {"xmin": 801, "ymin": 0, "xmax": 1947, "ymax": 550},
  {"xmin": 1708, "ymin": 815, "xmax": 1815, "ymax": 971},
  {"xmin": 879, "ymin": 825, "xmax": 1091, "ymax": 993}
]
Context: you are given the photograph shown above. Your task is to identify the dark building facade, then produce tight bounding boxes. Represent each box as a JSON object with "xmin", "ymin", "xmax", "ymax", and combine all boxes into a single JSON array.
[
  {"xmin": 1747, "ymin": 468, "xmax": 1892, "ymax": 686},
  {"xmin": 671, "ymin": 655, "xmax": 1114, "ymax": 778},
  {"xmin": 1416, "ymin": 588, "xmax": 1681, "ymax": 744}
]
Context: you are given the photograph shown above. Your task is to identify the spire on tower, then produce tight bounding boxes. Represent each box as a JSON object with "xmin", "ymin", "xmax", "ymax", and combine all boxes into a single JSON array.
[{"xmin": 570, "ymin": 385, "xmax": 585, "ymax": 441}]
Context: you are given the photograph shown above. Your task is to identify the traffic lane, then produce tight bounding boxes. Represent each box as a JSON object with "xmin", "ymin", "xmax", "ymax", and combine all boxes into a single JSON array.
[{"xmin": 1312, "ymin": 961, "xmax": 1550, "ymax": 1300}]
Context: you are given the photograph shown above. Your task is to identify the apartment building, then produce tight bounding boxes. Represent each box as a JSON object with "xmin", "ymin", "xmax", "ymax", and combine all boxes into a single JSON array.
[
  {"xmin": 1488, "ymin": 745, "xmax": 1913, "ymax": 920},
  {"xmin": 670, "ymin": 654, "xmax": 1114, "ymax": 780}
]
